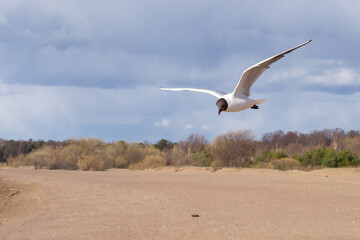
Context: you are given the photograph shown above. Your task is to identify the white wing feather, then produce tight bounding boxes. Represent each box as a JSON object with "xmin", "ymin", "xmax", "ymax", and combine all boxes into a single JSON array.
[
  {"xmin": 233, "ymin": 40, "xmax": 312, "ymax": 97},
  {"xmin": 160, "ymin": 87, "xmax": 225, "ymax": 99}
]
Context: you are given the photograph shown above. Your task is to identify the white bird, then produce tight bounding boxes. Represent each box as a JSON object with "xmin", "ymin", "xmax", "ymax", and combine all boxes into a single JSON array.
[{"xmin": 161, "ymin": 40, "xmax": 312, "ymax": 115}]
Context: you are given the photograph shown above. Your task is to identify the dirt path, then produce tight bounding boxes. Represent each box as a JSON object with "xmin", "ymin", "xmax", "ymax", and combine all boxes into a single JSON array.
[{"xmin": 0, "ymin": 168, "xmax": 360, "ymax": 240}]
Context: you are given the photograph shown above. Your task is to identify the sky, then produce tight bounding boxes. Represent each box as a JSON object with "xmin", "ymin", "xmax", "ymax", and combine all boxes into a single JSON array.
[{"xmin": 0, "ymin": 0, "xmax": 360, "ymax": 142}]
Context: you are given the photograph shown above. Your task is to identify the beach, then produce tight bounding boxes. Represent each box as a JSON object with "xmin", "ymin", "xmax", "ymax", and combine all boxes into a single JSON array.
[{"xmin": 1, "ymin": 167, "xmax": 360, "ymax": 240}]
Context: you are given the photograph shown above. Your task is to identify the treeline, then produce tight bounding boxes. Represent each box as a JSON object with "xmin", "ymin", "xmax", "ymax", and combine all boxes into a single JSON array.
[
  {"xmin": 0, "ymin": 139, "xmax": 65, "ymax": 163},
  {"xmin": 3, "ymin": 128, "xmax": 360, "ymax": 171}
]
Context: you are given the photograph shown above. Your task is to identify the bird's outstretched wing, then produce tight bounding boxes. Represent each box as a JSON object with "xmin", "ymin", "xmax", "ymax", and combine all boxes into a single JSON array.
[
  {"xmin": 233, "ymin": 39, "xmax": 312, "ymax": 97},
  {"xmin": 160, "ymin": 87, "xmax": 225, "ymax": 99}
]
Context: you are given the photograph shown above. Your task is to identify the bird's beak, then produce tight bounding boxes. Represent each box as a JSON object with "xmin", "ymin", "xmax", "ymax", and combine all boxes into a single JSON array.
[{"xmin": 218, "ymin": 109, "xmax": 222, "ymax": 116}]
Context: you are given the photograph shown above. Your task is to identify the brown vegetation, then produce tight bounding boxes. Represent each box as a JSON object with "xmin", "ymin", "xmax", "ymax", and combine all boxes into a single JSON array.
[
  {"xmin": 211, "ymin": 130, "xmax": 256, "ymax": 168},
  {"xmin": 2, "ymin": 128, "xmax": 360, "ymax": 171},
  {"xmin": 129, "ymin": 155, "xmax": 165, "ymax": 170}
]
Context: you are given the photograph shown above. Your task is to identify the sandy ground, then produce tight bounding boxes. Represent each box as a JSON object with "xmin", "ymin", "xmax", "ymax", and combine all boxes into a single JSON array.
[{"xmin": 0, "ymin": 167, "xmax": 360, "ymax": 240}]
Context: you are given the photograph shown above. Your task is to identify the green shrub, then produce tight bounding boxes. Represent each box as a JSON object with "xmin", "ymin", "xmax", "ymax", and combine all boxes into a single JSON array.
[
  {"xmin": 190, "ymin": 150, "xmax": 212, "ymax": 167},
  {"xmin": 296, "ymin": 147, "xmax": 360, "ymax": 168},
  {"xmin": 256, "ymin": 150, "xmax": 288, "ymax": 163},
  {"xmin": 272, "ymin": 150, "xmax": 288, "ymax": 159},
  {"xmin": 269, "ymin": 158, "xmax": 300, "ymax": 171},
  {"xmin": 256, "ymin": 150, "xmax": 272, "ymax": 163},
  {"xmin": 154, "ymin": 139, "xmax": 174, "ymax": 151},
  {"xmin": 296, "ymin": 148, "xmax": 324, "ymax": 167},
  {"xmin": 338, "ymin": 149, "xmax": 360, "ymax": 166}
]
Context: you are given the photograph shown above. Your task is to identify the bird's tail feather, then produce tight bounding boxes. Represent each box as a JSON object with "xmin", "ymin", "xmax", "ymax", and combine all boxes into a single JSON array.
[{"xmin": 255, "ymin": 99, "xmax": 268, "ymax": 105}]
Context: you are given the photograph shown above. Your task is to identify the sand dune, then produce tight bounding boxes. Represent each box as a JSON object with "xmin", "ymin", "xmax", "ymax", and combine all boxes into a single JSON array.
[{"xmin": 1, "ymin": 168, "xmax": 360, "ymax": 240}]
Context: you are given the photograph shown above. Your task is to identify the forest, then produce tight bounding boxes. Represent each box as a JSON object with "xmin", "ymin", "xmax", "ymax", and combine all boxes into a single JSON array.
[{"xmin": 1, "ymin": 128, "xmax": 360, "ymax": 171}]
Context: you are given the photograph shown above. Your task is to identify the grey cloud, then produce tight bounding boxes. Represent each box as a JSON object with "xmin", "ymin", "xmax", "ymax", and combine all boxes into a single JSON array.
[
  {"xmin": 1, "ymin": 0, "xmax": 360, "ymax": 90},
  {"xmin": 1, "ymin": 0, "xmax": 360, "ymax": 141}
]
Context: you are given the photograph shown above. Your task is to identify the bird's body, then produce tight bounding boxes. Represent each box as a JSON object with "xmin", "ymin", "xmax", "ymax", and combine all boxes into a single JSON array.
[
  {"xmin": 223, "ymin": 94, "xmax": 267, "ymax": 112},
  {"xmin": 161, "ymin": 40, "xmax": 312, "ymax": 115}
]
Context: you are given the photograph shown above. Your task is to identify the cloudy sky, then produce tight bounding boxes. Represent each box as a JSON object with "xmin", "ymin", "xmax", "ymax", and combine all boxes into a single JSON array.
[{"xmin": 1, "ymin": 0, "xmax": 359, "ymax": 142}]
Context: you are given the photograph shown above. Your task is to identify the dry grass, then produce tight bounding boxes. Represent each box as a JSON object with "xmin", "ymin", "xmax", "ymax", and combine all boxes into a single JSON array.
[
  {"xmin": 113, "ymin": 155, "xmax": 128, "ymax": 168},
  {"xmin": 253, "ymin": 158, "xmax": 300, "ymax": 171},
  {"xmin": 78, "ymin": 155, "xmax": 105, "ymax": 171},
  {"xmin": 129, "ymin": 155, "xmax": 166, "ymax": 170},
  {"xmin": 7, "ymin": 154, "xmax": 27, "ymax": 168}
]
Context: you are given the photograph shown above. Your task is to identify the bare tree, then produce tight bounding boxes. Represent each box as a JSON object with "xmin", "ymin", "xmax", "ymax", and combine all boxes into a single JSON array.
[
  {"xmin": 308, "ymin": 130, "xmax": 332, "ymax": 147},
  {"xmin": 346, "ymin": 130, "xmax": 360, "ymax": 138},
  {"xmin": 211, "ymin": 130, "xmax": 256, "ymax": 167},
  {"xmin": 261, "ymin": 130, "xmax": 284, "ymax": 150},
  {"xmin": 343, "ymin": 136, "xmax": 360, "ymax": 157},
  {"xmin": 330, "ymin": 128, "xmax": 345, "ymax": 151},
  {"xmin": 185, "ymin": 134, "xmax": 207, "ymax": 153},
  {"xmin": 280, "ymin": 131, "xmax": 299, "ymax": 146}
]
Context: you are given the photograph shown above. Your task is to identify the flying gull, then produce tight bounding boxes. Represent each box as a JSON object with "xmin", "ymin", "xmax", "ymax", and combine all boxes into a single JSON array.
[{"xmin": 161, "ymin": 40, "xmax": 312, "ymax": 115}]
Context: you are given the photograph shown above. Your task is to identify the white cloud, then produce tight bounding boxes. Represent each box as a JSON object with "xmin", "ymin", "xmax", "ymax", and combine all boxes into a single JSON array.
[
  {"xmin": 309, "ymin": 68, "xmax": 360, "ymax": 86},
  {"xmin": 200, "ymin": 125, "xmax": 211, "ymax": 130},
  {"xmin": 269, "ymin": 67, "xmax": 308, "ymax": 83},
  {"xmin": 154, "ymin": 119, "xmax": 170, "ymax": 127},
  {"xmin": 185, "ymin": 124, "xmax": 192, "ymax": 129},
  {"xmin": 0, "ymin": 82, "xmax": 164, "ymax": 140}
]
